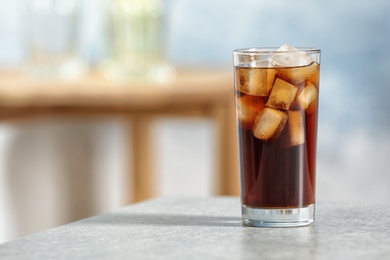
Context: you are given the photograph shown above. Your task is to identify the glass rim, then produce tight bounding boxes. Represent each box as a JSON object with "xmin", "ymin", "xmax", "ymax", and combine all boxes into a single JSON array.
[{"xmin": 233, "ymin": 47, "xmax": 321, "ymax": 55}]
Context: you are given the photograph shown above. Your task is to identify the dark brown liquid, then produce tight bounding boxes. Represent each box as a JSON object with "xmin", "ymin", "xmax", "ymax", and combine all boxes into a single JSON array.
[
  {"xmin": 235, "ymin": 64, "xmax": 319, "ymax": 208},
  {"xmin": 238, "ymin": 111, "xmax": 316, "ymax": 208}
]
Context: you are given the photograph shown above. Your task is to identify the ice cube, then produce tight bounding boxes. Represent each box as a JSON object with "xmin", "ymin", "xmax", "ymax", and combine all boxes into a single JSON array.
[
  {"xmin": 235, "ymin": 65, "xmax": 275, "ymax": 96},
  {"xmin": 277, "ymin": 62, "xmax": 319, "ymax": 86},
  {"xmin": 236, "ymin": 95, "xmax": 266, "ymax": 130},
  {"xmin": 296, "ymin": 83, "xmax": 318, "ymax": 115},
  {"xmin": 252, "ymin": 107, "xmax": 288, "ymax": 141},
  {"xmin": 280, "ymin": 111, "xmax": 305, "ymax": 147},
  {"xmin": 266, "ymin": 78, "xmax": 298, "ymax": 110},
  {"xmin": 269, "ymin": 44, "xmax": 313, "ymax": 68},
  {"xmin": 306, "ymin": 63, "xmax": 320, "ymax": 86},
  {"xmin": 255, "ymin": 60, "xmax": 277, "ymax": 94},
  {"xmin": 266, "ymin": 67, "xmax": 277, "ymax": 94}
]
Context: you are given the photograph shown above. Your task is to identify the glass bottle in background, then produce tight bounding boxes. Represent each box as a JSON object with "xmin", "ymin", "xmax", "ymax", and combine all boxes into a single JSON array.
[
  {"xmin": 102, "ymin": 0, "xmax": 175, "ymax": 83},
  {"xmin": 25, "ymin": 0, "xmax": 87, "ymax": 79}
]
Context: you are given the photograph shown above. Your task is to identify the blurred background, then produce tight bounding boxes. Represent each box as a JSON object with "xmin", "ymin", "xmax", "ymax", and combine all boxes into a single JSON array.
[{"xmin": 1, "ymin": 0, "xmax": 390, "ymax": 243}]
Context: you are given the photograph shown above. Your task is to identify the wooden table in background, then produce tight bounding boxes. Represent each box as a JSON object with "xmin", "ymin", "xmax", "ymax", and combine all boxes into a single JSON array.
[{"xmin": 0, "ymin": 70, "xmax": 239, "ymax": 202}]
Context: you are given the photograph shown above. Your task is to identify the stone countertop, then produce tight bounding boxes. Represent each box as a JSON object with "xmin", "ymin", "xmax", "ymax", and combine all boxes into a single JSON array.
[{"xmin": 0, "ymin": 196, "xmax": 389, "ymax": 259}]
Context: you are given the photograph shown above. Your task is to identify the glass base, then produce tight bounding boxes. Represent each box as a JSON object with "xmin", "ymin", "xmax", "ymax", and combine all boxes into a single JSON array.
[
  {"xmin": 242, "ymin": 204, "xmax": 314, "ymax": 227},
  {"xmin": 24, "ymin": 57, "xmax": 88, "ymax": 79},
  {"xmin": 100, "ymin": 61, "xmax": 176, "ymax": 84}
]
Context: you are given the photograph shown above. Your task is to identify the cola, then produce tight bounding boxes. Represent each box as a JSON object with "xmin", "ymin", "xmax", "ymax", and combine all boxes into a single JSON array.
[{"xmin": 235, "ymin": 62, "xmax": 319, "ymax": 209}]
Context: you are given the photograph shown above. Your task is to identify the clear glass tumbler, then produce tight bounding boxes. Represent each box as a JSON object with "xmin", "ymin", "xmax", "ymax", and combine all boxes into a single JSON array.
[
  {"xmin": 233, "ymin": 46, "xmax": 321, "ymax": 227},
  {"xmin": 101, "ymin": 0, "xmax": 175, "ymax": 83},
  {"xmin": 25, "ymin": 0, "xmax": 87, "ymax": 78}
]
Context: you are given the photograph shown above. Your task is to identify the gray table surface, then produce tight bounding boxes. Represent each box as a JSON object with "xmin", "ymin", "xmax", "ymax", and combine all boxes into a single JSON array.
[{"xmin": 1, "ymin": 196, "xmax": 389, "ymax": 259}]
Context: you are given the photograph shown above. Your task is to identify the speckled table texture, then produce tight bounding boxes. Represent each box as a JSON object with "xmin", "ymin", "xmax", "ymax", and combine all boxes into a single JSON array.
[{"xmin": 0, "ymin": 196, "xmax": 389, "ymax": 259}]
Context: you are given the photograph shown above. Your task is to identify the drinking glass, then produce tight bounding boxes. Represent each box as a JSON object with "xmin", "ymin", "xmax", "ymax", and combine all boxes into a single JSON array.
[
  {"xmin": 25, "ymin": 0, "xmax": 87, "ymax": 78},
  {"xmin": 233, "ymin": 46, "xmax": 321, "ymax": 227},
  {"xmin": 101, "ymin": 0, "xmax": 175, "ymax": 83}
]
